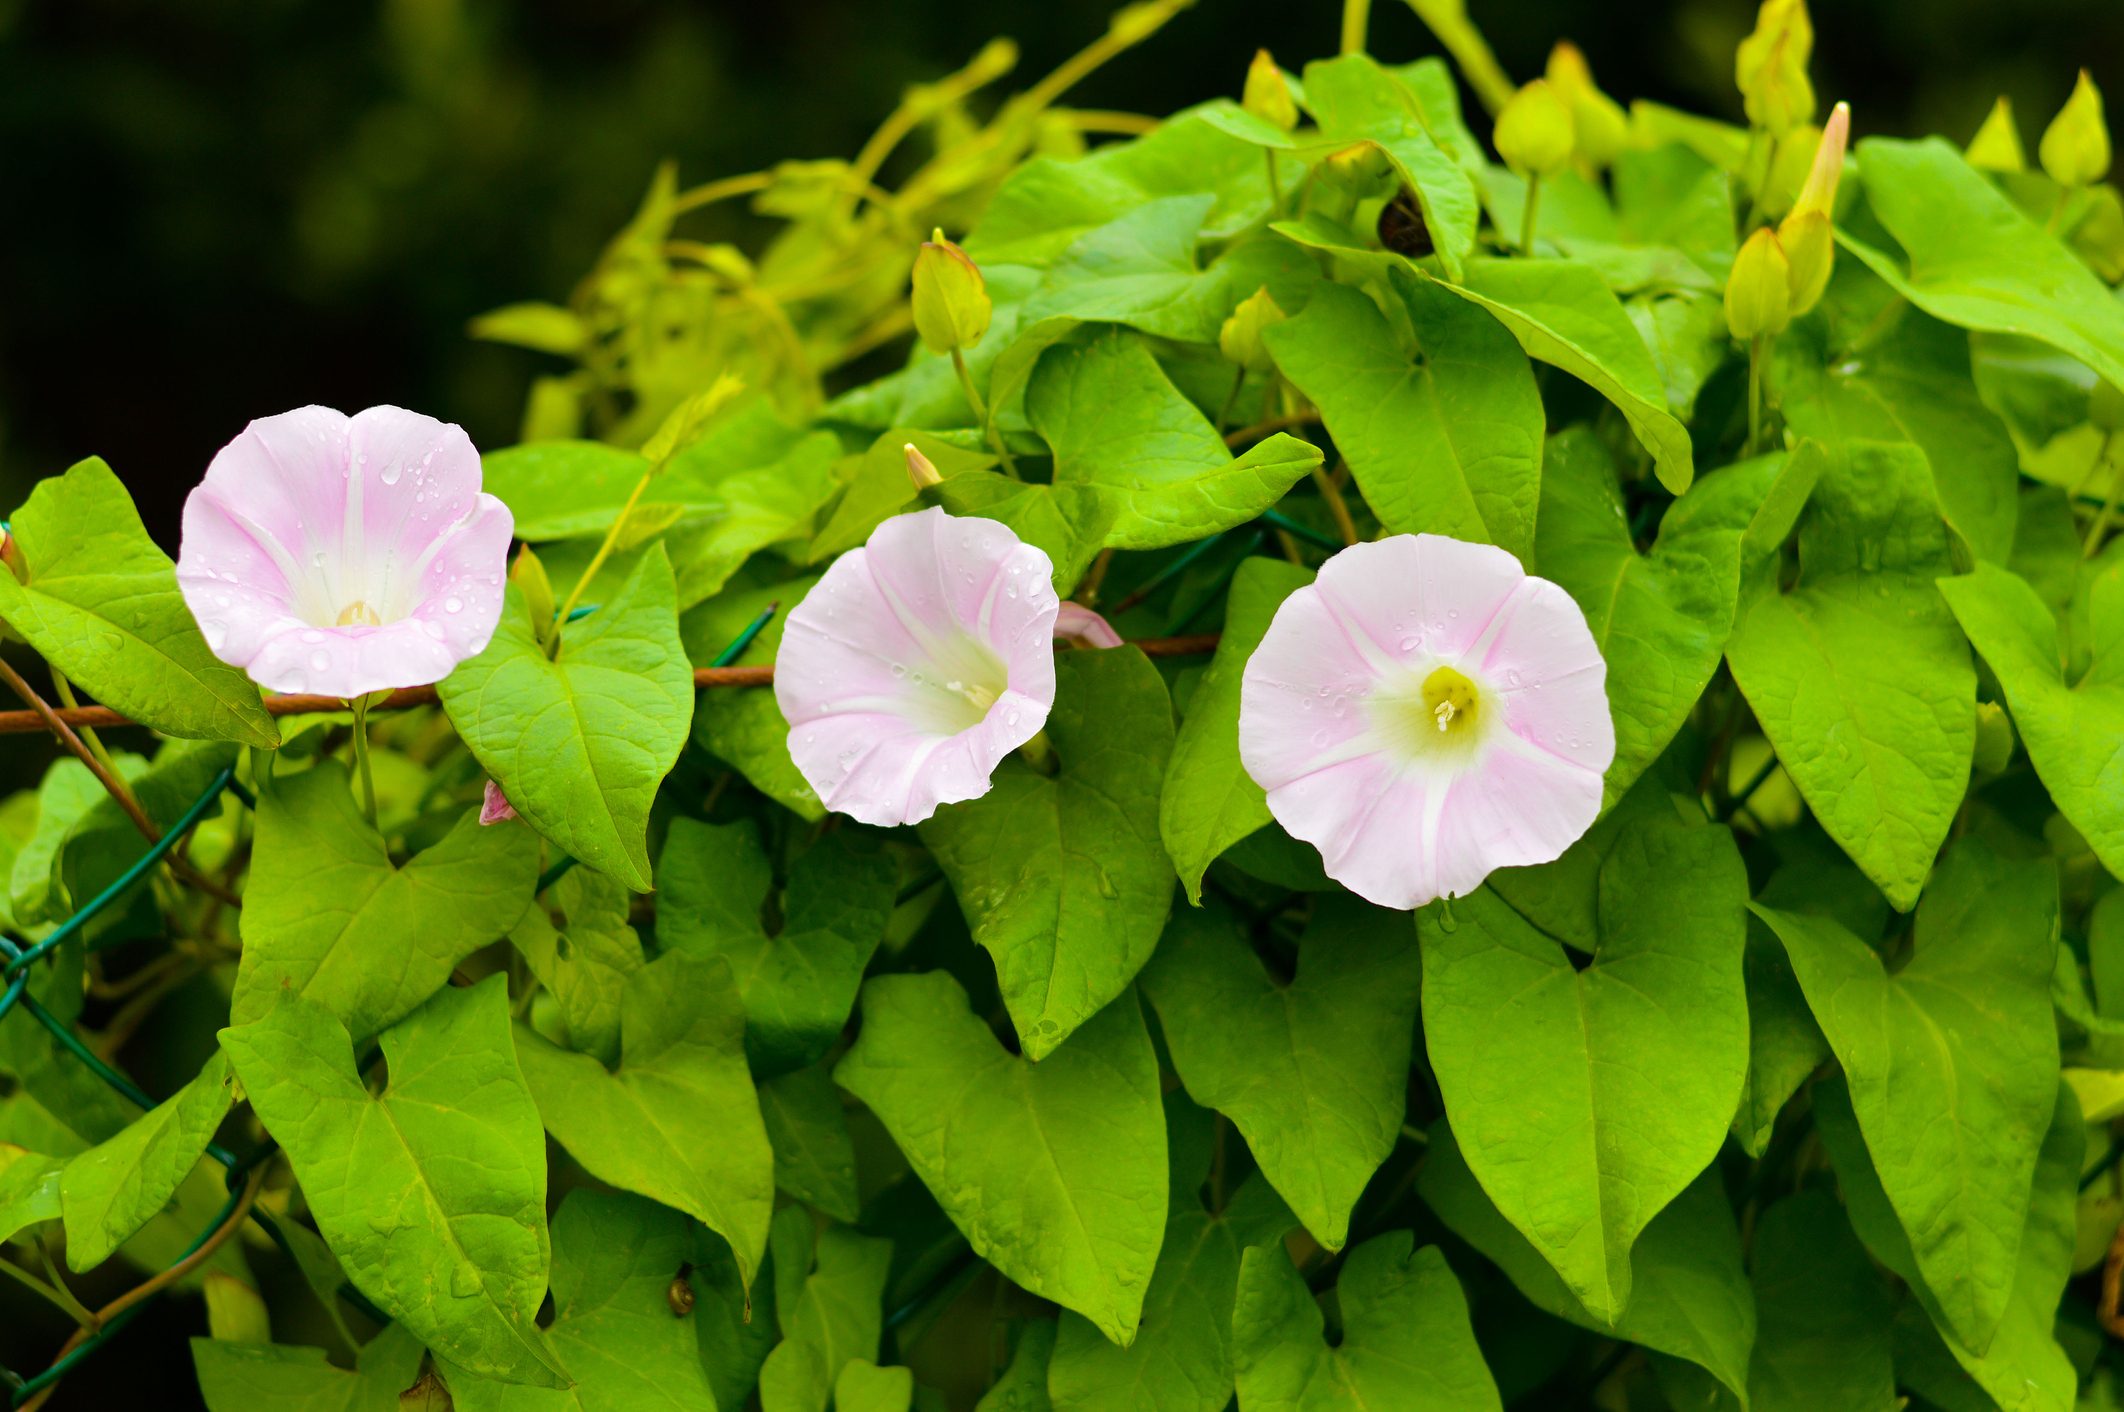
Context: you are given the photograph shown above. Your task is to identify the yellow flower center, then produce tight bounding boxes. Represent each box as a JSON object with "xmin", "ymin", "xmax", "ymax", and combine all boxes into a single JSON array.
[
  {"xmin": 1423, "ymin": 666, "xmax": 1480, "ymax": 736},
  {"xmin": 335, "ymin": 600, "xmax": 383, "ymax": 627}
]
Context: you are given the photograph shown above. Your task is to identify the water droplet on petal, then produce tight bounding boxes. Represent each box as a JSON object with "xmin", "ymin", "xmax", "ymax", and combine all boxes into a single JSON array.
[
  {"xmin": 201, "ymin": 620, "xmax": 226, "ymax": 648},
  {"xmin": 444, "ymin": 596, "xmax": 464, "ymax": 614},
  {"xmin": 380, "ymin": 462, "xmax": 402, "ymax": 486},
  {"xmin": 309, "ymin": 649, "xmax": 332, "ymax": 671}
]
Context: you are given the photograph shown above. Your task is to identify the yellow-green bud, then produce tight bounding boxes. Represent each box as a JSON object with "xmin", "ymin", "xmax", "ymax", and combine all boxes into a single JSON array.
[
  {"xmin": 905, "ymin": 443, "xmax": 943, "ymax": 490},
  {"xmin": 1495, "ymin": 80, "xmax": 1576, "ymax": 179},
  {"xmin": 1757, "ymin": 124, "xmax": 1819, "ymax": 219},
  {"xmin": 1545, "ymin": 42, "xmax": 1628, "ymax": 170},
  {"xmin": 1776, "ymin": 102, "xmax": 1848, "ymax": 316},
  {"xmin": 1966, "ymin": 97, "xmax": 2027, "ymax": 173},
  {"xmin": 511, "ymin": 544, "xmax": 557, "ymax": 646},
  {"xmin": 2040, "ymin": 70, "xmax": 2111, "ymax": 189},
  {"xmin": 1726, "ymin": 227, "xmax": 1794, "ymax": 340},
  {"xmin": 1736, "ymin": 0, "xmax": 1816, "ymax": 136},
  {"xmin": 1219, "ymin": 286, "xmax": 1288, "ymax": 373},
  {"xmin": 1972, "ymin": 700, "xmax": 2016, "ymax": 775},
  {"xmin": 911, "ymin": 230, "xmax": 992, "ymax": 355},
  {"xmin": 1243, "ymin": 49, "xmax": 1299, "ymax": 133}
]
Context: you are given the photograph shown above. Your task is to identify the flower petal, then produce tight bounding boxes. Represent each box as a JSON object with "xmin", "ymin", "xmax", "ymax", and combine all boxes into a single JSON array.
[
  {"xmin": 1238, "ymin": 531, "xmax": 1614, "ymax": 910},
  {"xmin": 776, "ymin": 507, "xmax": 1059, "ymax": 827},
  {"xmin": 1482, "ymin": 576, "xmax": 1616, "ymax": 777},
  {"xmin": 1312, "ymin": 533, "xmax": 1528, "ymax": 668}
]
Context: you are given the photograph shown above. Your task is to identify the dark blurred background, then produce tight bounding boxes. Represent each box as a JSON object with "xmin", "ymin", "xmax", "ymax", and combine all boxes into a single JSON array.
[
  {"xmin": 4, "ymin": 0, "xmax": 2121, "ymax": 549},
  {"xmin": 0, "ymin": 1, "xmax": 2120, "ymax": 1401}
]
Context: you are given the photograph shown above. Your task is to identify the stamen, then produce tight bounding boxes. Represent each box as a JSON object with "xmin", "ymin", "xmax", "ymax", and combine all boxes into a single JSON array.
[
  {"xmin": 335, "ymin": 600, "xmax": 383, "ymax": 627},
  {"xmin": 1435, "ymin": 699, "xmax": 1457, "ymax": 731}
]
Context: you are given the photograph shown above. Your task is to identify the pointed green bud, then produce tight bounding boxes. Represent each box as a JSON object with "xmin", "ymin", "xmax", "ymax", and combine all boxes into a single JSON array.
[
  {"xmin": 911, "ymin": 229, "xmax": 993, "ymax": 355},
  {"xmin": 1972, "ymin": 700, "xmax": 2016, "ymax": 775},
  {"xmin": 1546, "ymin": 42, "xmax": 1628, "ymax": 170},
  {"xmin": 1736, "ymin": 0, "xmax": 1816, "ymax": 135},
  {"xmin": 1966, "ymin": 97, "xmax": 2027, "ymax": 173},
  {"xmin": 905, "ymin": 443, "xmax": 944, "ymax": 490},
  {"xmin": 1243, "ymin": 49, "xmax": 1299, "ymax": 133},
  {"xmin": 1726, "ymin": 227, "xmax": 1793, "ymax": 340},
  {"xmin": 1495, "ymin": 80, "xmax": 1576, "ymax": 179},
  {"xmin": 1219, "ymin": 286, "xmax": 1288, "ymax": 373},
  {"xmin": 1757, "ymin": 123, "xmax": 1819, "ymax": 219},
  {"xmin": 1776, "ymin": 102, "xmax": 1847, "ymax": 314},
  {"xmin": 512, "ymin": 544, "xmax": 557, "ymax": 647},
  {"xmin": 2040, "ymin": 70, "xmax": 2111, "ymax": 189}
]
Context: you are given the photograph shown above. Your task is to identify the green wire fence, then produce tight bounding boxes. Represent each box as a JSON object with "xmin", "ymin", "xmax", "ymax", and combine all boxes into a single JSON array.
[{"xmin": 0, "ymin": 603, "xmax": 781, "ymax": 1405}]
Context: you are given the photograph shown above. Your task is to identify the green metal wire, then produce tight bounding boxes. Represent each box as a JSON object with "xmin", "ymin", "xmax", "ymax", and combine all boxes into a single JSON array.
[{"xmin": 0, "ymin": 763, "xmax": 283, "ymax": 1400}]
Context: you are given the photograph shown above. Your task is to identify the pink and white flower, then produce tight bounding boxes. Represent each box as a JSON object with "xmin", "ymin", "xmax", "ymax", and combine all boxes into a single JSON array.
[
  {"xmin": 177, "ymin": 406, "xmax": 514, "ymax": 699},
  {"xmin": 776, "ymin": 507, "xmax": 1063, "ymax": 827},
  {"xmin": 1239, "ymin": 534, "xmax": 1614, "ymax": 910}
]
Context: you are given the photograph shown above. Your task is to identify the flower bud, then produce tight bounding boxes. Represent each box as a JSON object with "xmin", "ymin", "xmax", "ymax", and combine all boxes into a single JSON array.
[
  {"xmin": 1545, "ymin": 42, "xmax": 1628, "ymax": 170},
  {"xmin": 1736, "ymin": 0, "xmax": 1816, "ymax": 136},
  {"xmin": 1972, "ymin": 700, "xmax": 2016, "ymax": 775},
  {"xmin": 1495, "ymin": 80, "xmax": 1576, "ymax": 179},
  {"xmin": 1966, "ymin": 97, "xmax": 2027, "ymax": 173},
  {"xmin": 905, "ymin": 443, "xmax": 943, "ymax": 490},
  {"xmin": 1219, "ymin": 286, "xmax": 1287, "ymax": 373},
  {"xmin": 911, "ymin": 230, "xmax": 992, "ymax": 355},
  {"xmin": 511, "ymin": 544, "xmax": 556, "ymax": 637},
  {"xmin": 1243, "ymin": 49, "xmax": 1299, "ymax": 133},
  {"xmin": 1776, "ymin": 102, "xmax": 1848, "ymax": 316},
  {"xmin": 2040, "ymin": 70, "xmax": 2111, "ymax": 190},
  {"xmin": 1756, "ymin": 123, "xmax": 1819, "ymax": 219},
  {"xmin": 0, "ymin": 524, "xmax": 22, "ymax": 583},
  {"xmin": 1726, "ymin": 227, "xmax": 1793, "ymax": 340}
]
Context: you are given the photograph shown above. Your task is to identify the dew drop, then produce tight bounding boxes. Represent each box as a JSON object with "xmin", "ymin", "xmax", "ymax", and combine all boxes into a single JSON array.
[
  {"xmin": 309, "ymin": 649, "xmax": 332, "ymax": 671},
  {"xmin": 301, "ymin": 630, "xmax": 325, "ymax": 644},
  {"xmin": 444, "ymin": 596, "xmax": 464, "ymax": 614},
  {"xmin": 201, "ymin": 620, "xmax": 226, "ymax": 649},
  {"xmin": 379, "ymin": 462, "xmax": 403, "ymax": 487}
]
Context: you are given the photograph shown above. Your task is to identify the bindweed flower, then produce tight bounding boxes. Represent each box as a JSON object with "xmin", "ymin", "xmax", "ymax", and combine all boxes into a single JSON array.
[
  {"xmin": 177, "ymin": 406, "xmax": 513, "ymax": 699},
  {"xmin": 1239, "ymin": 534, "xmax": 1614, "ymax": 911},
  {"xmin": 776, "ymin": 507, "xmax": 1062, "ymax": 827}
]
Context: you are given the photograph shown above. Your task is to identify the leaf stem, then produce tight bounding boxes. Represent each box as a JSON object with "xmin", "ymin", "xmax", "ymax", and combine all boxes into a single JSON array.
[
  {"xmin": 1746, "ymin": 335, "xmax": 1767, "ymax": 456},
  {"xmin": 349, "ymin": 696, "xmax": 378, "ymax": 832},
  {"xmin": 1311, "ymin": 461, "xmax": 1361, "ymax": 546},
  {"xmin": 952, "ymin": 348, "xmax": 1020, "ymax": 479},
  {"xmin": 1341, "ymin": 0, "xmax": 1372, "ymax": 54},
  {"xmin": 1215, "ymin": 367, "xmax": 1245, "ymax": 436},
  {"xmin": 48, "ymin": 673, "xmax": 118, "ymax": 780},
  {"xmin": 2085, "ymin": 438, "xmax": 2124, "ymax": 558},
  {"xmin": 0, "ymin": 1253, "xmax": 94, "ymax": 1328},
  {"xmin": 555, "ymin": 469, "xmax": 654, "ymax": 633},
  {"xmin": 1519, "ymin": 174, "xmax": 1542, "ymax": 254}
]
